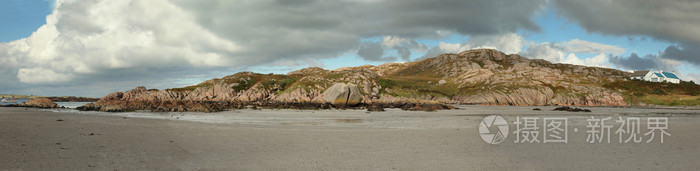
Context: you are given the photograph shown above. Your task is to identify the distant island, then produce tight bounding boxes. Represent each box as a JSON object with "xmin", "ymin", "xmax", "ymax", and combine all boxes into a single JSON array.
[
  {"xmin": 1, "ymin": 95, "xmax": 99, "ymax": 102},
  {"xmin": 75, "ymin": 49, "xmax": 698, "ymax": 112}
]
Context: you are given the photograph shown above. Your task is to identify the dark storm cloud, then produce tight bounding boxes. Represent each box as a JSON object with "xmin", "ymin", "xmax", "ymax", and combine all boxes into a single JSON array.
[
  {"xmin": 173, "ymin": 0, "xmax": 545, "ymax": 63},
  {"xmin": 554, "ymin": 0, "xmax": 700, "ymax": 66},
  {"xmin": 661, "ymin": 44, "xmax": 700, "ymax": 66},
  {"xmin": 358, "ymin": 42, "xmax": 393, "ymax": 62},
  {"xmin": 418, "ymin": 46, "xmax": 445, "ymax": 60},
  {"xmin": 608, "ymin": 53, "xmax": 662, "ymax": 71}
]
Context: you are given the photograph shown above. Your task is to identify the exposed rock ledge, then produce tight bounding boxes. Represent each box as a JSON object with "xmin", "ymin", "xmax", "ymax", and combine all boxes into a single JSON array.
[
  {"xmin": 78, "ymin": 86, "xmax": 455, "ymax": 112},
  {"xmin": 3, "ymin": 98, "xmax": 61, "ymax": 108}
]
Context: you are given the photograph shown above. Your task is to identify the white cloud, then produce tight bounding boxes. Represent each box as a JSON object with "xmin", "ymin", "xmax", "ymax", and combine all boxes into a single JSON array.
[
  {"xmin": 520, "ymin": 42, "xmax": 566, "ymax": 62},
  {"xmin": 18, "ymin": 67, "xmax": 75, "ymax": 83},
  {"xmin": 0, "ymin": 0, "xmax": 547, "ymax": 93},
  {"xmin": 438, "ymin": 42, "xmax": 465, "ymax": 53},
  {"xmin": 586, "ymin": 53, "xmax": 611, "ymax": 67},
  {"xmin": 686, "ymin": 73, "xmax": 700, "ymax": 83},
  {"xmin": 463, "ymin": 33, "xmax": 524, "ymax": 54},
  {"xmin": 434, "ymin": 33, "xmax": 524, "ymax": 54},
  {"xmin": 382, "ymin": 36, "xmax": 410, "ymax": 47},
  {"xmin": 560, "ymin": 53, "xmax": 610, "ymax": 68},
  {"xmin": 1, "ymin": 0, "xmax": 241, "ymax": 84},
  {"xmin": 424, "ymin": 34, "xmax": 621, "ymax": 68},
  {"xmin": 420, "ymin": 34, "xmax": 622, "ymax": 68},
  {"xmin": 520, "ymin": 39, "xmax": 624, "ymax": 67},
  {"xmin": 564, "ymin": 39, "xmax": 625, "ymax": 55}
]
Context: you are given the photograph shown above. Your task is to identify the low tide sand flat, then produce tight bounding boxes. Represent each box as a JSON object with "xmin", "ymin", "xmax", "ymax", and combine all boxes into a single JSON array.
[{"xmin": 1, "ymin": 106, "xmax": 699, "ymax": 170}]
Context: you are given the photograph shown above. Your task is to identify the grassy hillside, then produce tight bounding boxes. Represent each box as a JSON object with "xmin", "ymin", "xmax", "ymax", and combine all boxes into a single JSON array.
[{"xmin": 604, "ymin": 80, "xmax": 700, "ymax": 106}]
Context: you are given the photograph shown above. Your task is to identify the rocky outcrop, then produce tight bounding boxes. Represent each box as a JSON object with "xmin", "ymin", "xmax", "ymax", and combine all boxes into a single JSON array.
[
  {"xmin": 79, "ymin": 48, "xmax": 646, "ymax": 112},
  {"xmin": 274, "ymin": 88, "xmax": 321, "ymax": 103},
  {"xmin": 19, "ymin": 98, "xmax": 59, "ymax": 108},
  {"xmin": 45, "ymin": 96, "xmax": 99, "ymax": 102},
  {"xmin": 454, "ymin": 87, "xmax": 554, "ymax": 105},
  {"xmin": 376, "ymin": 49, "xmax": 629, "ymax": 106},
  {"xmin": 452, "ymin": 86, "xmax": 626, "ymax": 106},
  {"xmin": 322, "ymin": 83, "xmax": 363, "ymax": 107}
]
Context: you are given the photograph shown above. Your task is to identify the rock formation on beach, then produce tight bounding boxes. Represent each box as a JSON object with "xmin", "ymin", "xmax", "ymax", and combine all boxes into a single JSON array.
[
  {"xmin": 322, "ymin": 83, "xmax": 363, "ymax": 107},
  {"xmin": 78, "ymin": 49, "xmax": 699, "ymax": 112},
  {"xmin": 18, "ymin": 98, "xmax": 60, "ymax": 108},
  {"xmin": 45, "ymin": 96, "xmax": 99, "ymax": 102}
]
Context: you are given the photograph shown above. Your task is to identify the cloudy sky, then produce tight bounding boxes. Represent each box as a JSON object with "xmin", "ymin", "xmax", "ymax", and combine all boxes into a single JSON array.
[{"xmin": 1, "ymin": 0, "xmax": 699, "ymax": 97}]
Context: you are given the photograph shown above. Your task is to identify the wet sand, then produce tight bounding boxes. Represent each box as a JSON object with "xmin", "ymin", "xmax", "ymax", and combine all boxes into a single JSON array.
[{"xmin": 1, "ymin": 106, "xmax": 699, "ymax": 170}]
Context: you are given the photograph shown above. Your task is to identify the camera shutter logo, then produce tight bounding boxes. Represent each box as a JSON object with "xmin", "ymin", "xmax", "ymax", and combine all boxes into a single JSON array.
[{"xmin": 479, "ymin": 115, "xmax": 509, "ymax": 144}]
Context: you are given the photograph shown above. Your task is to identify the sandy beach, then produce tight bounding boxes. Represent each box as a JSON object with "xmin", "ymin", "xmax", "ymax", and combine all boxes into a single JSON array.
[{"xmin": 1, "ymin": 106, "xmax": 700, "ymax": 170}]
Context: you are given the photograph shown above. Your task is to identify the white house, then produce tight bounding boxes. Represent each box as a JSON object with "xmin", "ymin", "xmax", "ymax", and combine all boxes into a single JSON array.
[
  {"xmin": 630, "ymin": 70, "xmax": 681, "ymax": 83},
  {"xmin": 630, "ymin": 70, "xmax": 652, "ymax": 80}
]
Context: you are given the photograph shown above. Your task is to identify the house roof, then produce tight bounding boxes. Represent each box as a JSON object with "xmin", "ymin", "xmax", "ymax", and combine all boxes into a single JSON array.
[
  {"xmin": 662, "ymin": 72, "xmax": 680, "ymax": 79},
  {"xmin": 631, "ymin": 70, "xmax": 650, "ymax": 77},
  {"xmin": 653, "ymin": 73, "xmax": 664, "ymax": 77}
]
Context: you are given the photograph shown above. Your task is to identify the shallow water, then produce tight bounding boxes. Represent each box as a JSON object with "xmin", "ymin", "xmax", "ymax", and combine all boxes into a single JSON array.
[
  {"xmin": 55, "ymin": 101, "xmax": 92, "ymax": 109},
  {"xmin": 0, "ymin": 98, "xmax": 30, "ymax": 105},
  {"xmin": 48, "ymin": 105, "xmax": 700, "ymax": 129}
]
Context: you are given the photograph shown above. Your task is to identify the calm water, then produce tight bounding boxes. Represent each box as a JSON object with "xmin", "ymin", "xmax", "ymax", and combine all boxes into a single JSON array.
[
  {"xmin": 0, "ymin": 98, "xmax": 30, "ymax": 105},
  {"xmin": 55, "ymin": 102, "xmax": 92, "ymax": 109}
]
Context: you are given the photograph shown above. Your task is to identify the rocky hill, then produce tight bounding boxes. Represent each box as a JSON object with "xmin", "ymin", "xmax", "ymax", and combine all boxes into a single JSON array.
[{"xmin": 80, "ymin": 49, "xmax": 699, "ymax": 112}]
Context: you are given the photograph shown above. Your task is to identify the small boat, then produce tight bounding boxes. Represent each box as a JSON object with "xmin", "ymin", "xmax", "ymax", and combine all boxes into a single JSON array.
[{"xmin": 1, "ymin": 98, "xmax": 17, "ymax": 103}]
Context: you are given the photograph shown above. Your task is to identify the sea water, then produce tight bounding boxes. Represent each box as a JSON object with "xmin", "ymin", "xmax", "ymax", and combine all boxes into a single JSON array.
[
  {"xmin": 0, "ymin": 98, "xmax": 30, "ymax": 105},
  {"xmin": 55, "ymin": 102, "xmax": 92, "ymax": 109}
]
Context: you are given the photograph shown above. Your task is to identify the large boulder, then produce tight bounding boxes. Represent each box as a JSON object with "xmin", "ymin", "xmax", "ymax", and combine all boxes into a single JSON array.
[
  {"xmin": 322, "ymin": 83, "xmax": 363, "ymax": 107},
  {"xmin": 20, "ymin": 98, "xmax": 59, "ymax": 108}
]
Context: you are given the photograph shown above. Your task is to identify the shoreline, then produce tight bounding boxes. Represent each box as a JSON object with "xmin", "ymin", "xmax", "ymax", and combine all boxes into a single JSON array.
[
  {"xmin": 5, "ymin": 102, "xmax": 695, "ymax": 113},
  {"xmin": 3, "ymin": 105, "xmax": 698, "ymax": 127}
]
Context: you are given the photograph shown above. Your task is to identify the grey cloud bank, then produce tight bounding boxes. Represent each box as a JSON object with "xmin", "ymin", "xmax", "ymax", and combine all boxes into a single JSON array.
[
  {"xmin": 555, "ymin": 0, "xmax": 700, "ymax": 67},
  {"xmin": 1, "ymin": 0, "xmax": 699, "ymax": 97},
  {"xmin": 0, "ymin": 0, "xmax": 546, "ymax": 96}
]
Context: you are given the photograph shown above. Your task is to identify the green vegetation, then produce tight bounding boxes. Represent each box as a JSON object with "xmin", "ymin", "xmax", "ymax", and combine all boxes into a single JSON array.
[
  {"xmin": 377, "ymin": 79, "xmax": 396, "ymax": 94},
  {"xmin": 0, "ymin": 94, "xmax": 41, "ymax": 99},
  {"xmin": 263, "ymin": 77, "xmax": 297, "ymax": 89},
  {"xmin": 604, "ymin": 80, "xmax": 699, "ymax": 96},
  {"xmin": 635, "ymin": 95, "xmax": 700, "ymax": 106},
  {"xmin": 261, "ymin": 76, "xmax": 298, "ymax": 95},
  {"xmin": 225, "ymin": 74, "xmax": 299, "ymax": 92},
  {"xmin": 167, "ymin": 86, "xmax": 196, "ymax": 92},
  {"xmin": 167, "ymin": 81, "xmax": 215, "ymax": 92},
  {"xmin": 279, "ymin": 71, "xmax": 348, "ymax": 95},
  {"xmin": 233, "ymin": 77, "xmax": 256, "ymax": 91},
  {"xmin": 604, "ymin": 80, "xmax": 700, "ymax": 106},
  {"xmin": 166, "ymin": 73, "xmax": 299, "ymax": 93}
]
